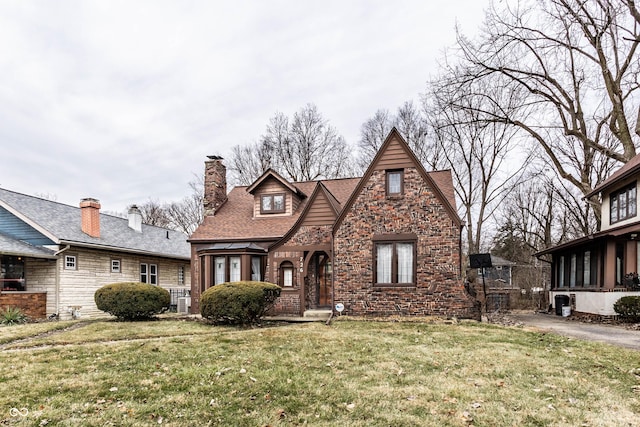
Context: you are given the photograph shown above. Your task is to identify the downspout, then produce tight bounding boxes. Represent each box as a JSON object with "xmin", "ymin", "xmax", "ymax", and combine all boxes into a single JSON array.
[{"xmin": 53, "ymin": 245, "xmax": 71, "ymax": 316}]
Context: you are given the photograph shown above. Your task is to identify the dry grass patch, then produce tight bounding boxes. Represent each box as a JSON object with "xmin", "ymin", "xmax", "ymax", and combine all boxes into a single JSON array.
[{"xmin": 0, "ymin": 319, "xmax": 638, "ymax": 426}]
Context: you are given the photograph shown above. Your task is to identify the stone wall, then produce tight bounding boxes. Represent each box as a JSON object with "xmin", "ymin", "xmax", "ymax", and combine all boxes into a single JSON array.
[{"xmin": 334, "ymin": 168, "xmax": 480, "ymax": 320}]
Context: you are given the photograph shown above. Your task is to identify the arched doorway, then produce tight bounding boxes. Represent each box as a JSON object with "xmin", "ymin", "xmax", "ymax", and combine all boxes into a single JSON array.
[{"xmin": 310, "ymin": 251, "xmax": 332, "ymax": 308}]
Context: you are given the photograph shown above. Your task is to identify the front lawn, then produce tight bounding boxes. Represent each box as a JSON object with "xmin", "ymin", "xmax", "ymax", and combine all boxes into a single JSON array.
[{"xmin": 1, "ymin": 318, "xmax": 638, "ymax": 426}]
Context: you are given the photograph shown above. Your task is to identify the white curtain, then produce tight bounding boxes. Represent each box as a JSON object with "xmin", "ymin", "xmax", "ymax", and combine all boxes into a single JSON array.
[
  {"xmin": 283, "ymin": 268, "xmax": 293, "ymax": 287},
  {"xmin": 230, "ymin": 256, "xmax": 241, "ymax": 282},
  {"xmin": 376, "ymin": 244, "xmax": 392, "ymax": 283},
  {"xmin": 251, "ymin": 257, "xmax": 262, "ymax": 281},
  {"xmin": 397, "ymin": 243, "xmax": 413, "ymax": 283},
  {"xmin": 214, "ymin": 257, "xmax": 225, "ymax": 285}
]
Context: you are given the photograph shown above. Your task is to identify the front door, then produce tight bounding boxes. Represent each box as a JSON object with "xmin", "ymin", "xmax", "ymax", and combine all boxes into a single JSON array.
[{"xmin": 315, "ymin": 253, "xmax": 332, "ymax": 307}]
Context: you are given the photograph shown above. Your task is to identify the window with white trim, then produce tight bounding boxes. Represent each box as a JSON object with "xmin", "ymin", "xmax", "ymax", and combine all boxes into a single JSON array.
[
  {"xmin": 178, "ymin": 266, "xmax": 185, "ymax": 286},
  {"xmin": 65, "ymin": 255, "xmax": 77, "ymax": 270},
  {"xmin": 140, "ymin": 263, "xmax": 158, "ymax": 285},
  {"xmin": 111, "ymin": 259, "xmax": 121, "ymax": 273}
]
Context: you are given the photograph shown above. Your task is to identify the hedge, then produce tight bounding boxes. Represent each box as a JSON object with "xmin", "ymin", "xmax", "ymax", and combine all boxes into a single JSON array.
[
  {"xmin": 200, "ymin": 281, "xmax": 281, "ymax": 325},
  {"xmin": 95, "ymin": 282, "xmax": 170, "ymax": 321}
]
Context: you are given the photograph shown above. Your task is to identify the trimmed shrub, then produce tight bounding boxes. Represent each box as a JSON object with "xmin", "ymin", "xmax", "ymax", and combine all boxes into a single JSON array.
[
  {"xmin": 200, "ymin": 281, "xmax": 281, "ymax": 325},
  {"xmin": 95, "ymin": 282, "xmax": 170, "ymax": 321},
  {"xmin": 0, "ymin": 306, "xmax": 28, "ymax": 326},
  {"xmin": 613, "ymin": 296, "xmax": 640, "ymax": 321}
]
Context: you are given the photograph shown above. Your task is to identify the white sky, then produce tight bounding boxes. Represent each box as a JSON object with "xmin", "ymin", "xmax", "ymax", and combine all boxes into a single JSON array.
[{"xmin": 0, "ymin": 0, "xmax": 490, "ymax": 211}]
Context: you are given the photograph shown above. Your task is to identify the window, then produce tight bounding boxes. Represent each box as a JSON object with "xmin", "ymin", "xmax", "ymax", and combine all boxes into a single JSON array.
[
  {"xmin": 280, "ymin": 261, "xmax": 294, "ymax": 287},
  {"xmin": 178, "ymin": 266, "xmax": 185, "ymax": 286},
  {"xmin": 558, "ymin": 256, "xmax": 565, "ymax": 288},
  {"xmin": 214, "ymin": 256, "xmax": 226, "ymax": 285},
  {"xmin": 386, "ymin": 170, "xmax": 404, "ymax": 196},
  {"xmin": 111, "ymin": 259, "xmax": 121, "ymax": 273},
  {"xmin": 583, "ymin": 251, "xmax": 591, "ymax": 287},
  {"xmin": 251, "ymin": 256, "xmax": 262, "ymax": 281},
  {"xmin": 261, "ymin": 193, "xmax": 285, "ymax": 214},
  {"xmin": 374, "ymin": 238, "xmax": 416, "ymax": 285},
  {"xmin": 140, "ymin": 263, "xmax": 158, "ymax": 285},
  {"xmin": 611, "ymin": 183, "xmax": 637, "ymax": 224},
  {"xmin": 1, "ymin": 255, "xmax": 25, "ymax": 291},
  {"xmin": 229, "ymin": 256, "xmax": 241, "ymax": 282},
  {"xmin": 65, "ymin": 255, "xmax": 77, "ymax": 270}
]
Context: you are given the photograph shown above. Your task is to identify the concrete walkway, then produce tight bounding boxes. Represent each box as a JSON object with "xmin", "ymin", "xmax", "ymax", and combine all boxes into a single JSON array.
[{"xmin": 509, "ymin": 312, "xmax": 640, "ymax": 351}]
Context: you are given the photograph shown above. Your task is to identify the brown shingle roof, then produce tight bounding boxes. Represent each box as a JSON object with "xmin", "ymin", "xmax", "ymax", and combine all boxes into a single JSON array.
[
  {"xmin": 189, "ymin": 177, "xmax": 361, "ymax": 242},
  {"xmin": 427, "ymin": 170, "xmax": 457, "ymax": 212},
  {"xmin": 585, "ymin": 154, "xmax": 640, "ymax": 198}
]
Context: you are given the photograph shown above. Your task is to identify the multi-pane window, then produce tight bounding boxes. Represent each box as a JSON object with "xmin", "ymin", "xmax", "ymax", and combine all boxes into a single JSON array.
[
  {"xmin": 140, "ymin": 263, "xmax": 158, "ymax": 285},
  {"xmin": 610, "ymin": 183, "xmax": 637, "ymax": 224},
  {"xmin": 111, "ymin": 259, "xmax": 121, "ymax": 273},
  {"xmin": 178, "ymin": 266, "xmax": 185, "ymax": 286},
  {"xmin": 261, "ymin": 194, "xmax": 285, "ymax": 214},
  {"xmin": 556, "ymin": 249, "xmax": 598, "ymax": 289},
  {"xmin": 374, "ymin": 240, "xmax": 415, "ymax": 285},
  {"xmin": 65, "ymin": 255, "xmax": 77, "ymax": 270},
  {"xmin": 386, "ymin": 170, "xmax": 404, "ymax": 196}
]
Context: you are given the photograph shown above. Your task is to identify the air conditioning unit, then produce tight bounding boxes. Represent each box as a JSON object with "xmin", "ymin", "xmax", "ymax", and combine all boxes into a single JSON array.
[{"xmin": 177, "ymin": 297, "xmax": 191, "ymax": 314}]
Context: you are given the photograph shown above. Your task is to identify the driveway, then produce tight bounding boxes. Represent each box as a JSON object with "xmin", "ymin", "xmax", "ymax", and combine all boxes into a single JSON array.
[{"xmin": 508, "ymin": 312, "xmax": 640, "ymax": 351}]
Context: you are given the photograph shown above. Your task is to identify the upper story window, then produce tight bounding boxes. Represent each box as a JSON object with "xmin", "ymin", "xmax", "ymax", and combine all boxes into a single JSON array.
[
  {"xmin": 386, "ymin": 170, "xmax": 404, "ymax": 196},
  {"xmin": 610, "ymin": 183, "xmax": 637, "ymax": 224},
  {"xmin": 261, "ymin": 193, "xmax": 286, "ymax": 214}
]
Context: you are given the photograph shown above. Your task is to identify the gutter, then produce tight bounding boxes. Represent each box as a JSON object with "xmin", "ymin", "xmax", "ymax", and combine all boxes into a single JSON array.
[
  {"xmin": 53, "ymin": 244, "xmax": 71, "ymax": 316},
  {"xmin": 58, "ymin": 240, "xmax": 190, "ymax": 261}
]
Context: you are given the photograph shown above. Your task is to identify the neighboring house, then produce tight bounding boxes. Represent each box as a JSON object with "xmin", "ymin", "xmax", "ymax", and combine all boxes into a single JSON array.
[
  {"xmin": 538, "ymin": 154, "xmax": 640, "ymax": 316},
  {"xmin": 0, "ymin": 189, "xmax": 191, "ymax": 319},
  {"xmin": 473, "ymin": 255, "xmax": 518, "ymax": 311},
  {"xmin": 189, "ymin": 129, "xmax": 479, "ymax": 319}
]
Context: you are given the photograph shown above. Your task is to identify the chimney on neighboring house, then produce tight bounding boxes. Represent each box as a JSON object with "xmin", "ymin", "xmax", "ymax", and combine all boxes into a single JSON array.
[
  {"xmin": 80, "ymin": 198, "xmax": 101, "ymax": 238},
  {"xmin": 128, "ymin": 205, "xmax": 143, "ymax": 233},
  {"xmin": 203, "ymin": 155, "xmax": 228, "ymax": 216}
]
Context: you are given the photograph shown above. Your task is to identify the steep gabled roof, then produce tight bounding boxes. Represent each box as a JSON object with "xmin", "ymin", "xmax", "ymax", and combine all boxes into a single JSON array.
[
  {"xmin": 585, "ymin": 154, "xmax": 640, "ymax": 198},
  {"xmin": 334, "ymin": 128, "xmax": 461, "ymax": 232},
  {"xmin": 270, "ymin": 182, "xmax": 341, "ymax": 249},
  {"xmin": 0, "ymin": 188, "xmax": 190, "ymax": 259},
  {"xmin": 189, "ymin": 177, "xmax": 361, "ymax": 242},
  {"xmin": 246, "ymin": 168, "xmax": 306, "ymax": 197}
]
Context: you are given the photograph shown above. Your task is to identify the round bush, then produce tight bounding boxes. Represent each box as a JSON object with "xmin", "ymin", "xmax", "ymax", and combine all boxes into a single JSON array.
[
  {"xmin": 200, "ymin": 281, "xmax": 281, "ymax": 325},
  {"xmin": 613, "ymin": 296, "xmax": 640, "ymax": 321},
  {"xmin": 95, "ymin": 282, "xmax": 170, "ymax": 320}
]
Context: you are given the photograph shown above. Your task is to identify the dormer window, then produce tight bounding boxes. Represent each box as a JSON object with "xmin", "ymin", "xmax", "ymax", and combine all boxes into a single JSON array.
[
  {"xmin": 610, "ymin": 183, "xmax": 637, "ymax": 224},
  {"xmin": 261, "ymin": 193, "xmax": 285, "ymax": 214},
  {"xmin": 386, "ymin": 170, "xmax": 404, "ymax": 196}
]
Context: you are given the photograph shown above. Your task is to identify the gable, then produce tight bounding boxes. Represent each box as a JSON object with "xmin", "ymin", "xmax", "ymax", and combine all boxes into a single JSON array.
[
  {"xmin": 252, "ymin": 176, "xmax": 304, "ymax": 217},
  {"xmin": 300, "ymin": 186, "xmax": 338, "ymax": 227},
  {"xmin": 0, "ymin": 206, "xmax": 55, "ymax": 246},
  {"xmin": 334, "ymin": 128, "xmax": 461, "ymax": 231}
]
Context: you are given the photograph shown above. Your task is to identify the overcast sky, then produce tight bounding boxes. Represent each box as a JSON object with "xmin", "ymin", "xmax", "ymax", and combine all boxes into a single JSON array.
[{"xmin": 0, "ymin": 0, "xmax": 490, "ymax": 212}]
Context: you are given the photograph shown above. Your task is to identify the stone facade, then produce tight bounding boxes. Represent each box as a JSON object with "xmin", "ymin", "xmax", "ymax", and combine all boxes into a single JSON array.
[
  {"xmin": 203, "ymin": 157, "xmax": 227, "ymax": 216},
  {"xmin": 334, "ymin": 168, "xmax": 480, "ymax": 319}
]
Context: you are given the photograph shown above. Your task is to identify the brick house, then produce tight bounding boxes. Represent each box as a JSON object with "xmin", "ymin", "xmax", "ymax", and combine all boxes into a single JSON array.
[
  {"xmin": 0, "ymin": 189, "xmax": 191, "ymax": 319},
  {"xmin": 538, "ymin": 153, "xmax": 640, "ymax": 316},
  {"xmin": 189, "ymin": 129, "xmax": 480, "ymax": 319}
]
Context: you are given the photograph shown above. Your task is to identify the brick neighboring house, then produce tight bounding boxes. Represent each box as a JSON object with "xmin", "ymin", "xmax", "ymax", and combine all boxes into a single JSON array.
[
  {"xmin": 0, "ymin": 189, "xmax": 191, "ymax": 319},
  {"xmin": 189, "ymin": 129, "xmax": 480, "ymax": 319}
]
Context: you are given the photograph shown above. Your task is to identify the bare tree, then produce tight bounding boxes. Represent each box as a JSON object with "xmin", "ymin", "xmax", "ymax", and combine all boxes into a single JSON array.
[
  {"xmin": 357, "ymin": 101, "xmax": 435, "ymax": 171},
  {"xmin": 135, "ymin": 199, "xmax": 172, "ymax": 228},
  {"xmin": 426, "ymin": 75, "xmax": 530, "ymax": 254},
  {"xmin": 450, "ymin": 0, "xmax": 640, "ymax": 222},
  {"xmin": 227, "ymin": 104, "xmax": 355, "ymax": 186},
  {"xmin": 164, "ymin": 177, "xmax": 204, "ymax": 235}
]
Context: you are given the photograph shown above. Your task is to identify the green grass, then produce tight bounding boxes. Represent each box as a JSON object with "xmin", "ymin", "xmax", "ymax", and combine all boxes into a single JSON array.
[{"xmin": 1, "ymin": 318, "xmax": 639, "ymax": 426}]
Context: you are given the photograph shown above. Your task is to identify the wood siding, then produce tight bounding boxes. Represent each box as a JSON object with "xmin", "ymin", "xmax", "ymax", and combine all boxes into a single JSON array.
[
  {"xmin": 0, "ymin": 206, "xmax": 55, "ymax": 245},
  {"xmin": 373, "ymin": 138, "xmax": 415, "ymax": 170},
  {"xmin": 301, "ymin": 191, "xmax": 336, "ymax": 226},
  {"xmin": 253, "ymin": 177, "xmax": 301, "ymax": 218}
]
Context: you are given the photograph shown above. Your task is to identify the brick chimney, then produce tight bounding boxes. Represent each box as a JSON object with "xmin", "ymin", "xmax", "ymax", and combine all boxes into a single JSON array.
[
  {"xmin": 203, "ymin": 155, "xmax": 227, "ymax": 216},
  {"xmin": 128, "ymin": 205, "xmax": 143, "ymax": 233},
  {"xmin": 80, "ymin": 198, "xmax": 101, "ymax": 238}
]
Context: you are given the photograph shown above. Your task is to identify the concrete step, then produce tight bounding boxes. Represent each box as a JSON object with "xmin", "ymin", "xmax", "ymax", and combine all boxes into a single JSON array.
[{"xmin": 303, "ymin": 309, "xmax": 332, "ymax": 320}]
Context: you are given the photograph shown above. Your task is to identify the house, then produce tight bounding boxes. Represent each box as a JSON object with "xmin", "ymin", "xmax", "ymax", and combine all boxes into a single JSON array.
[
  {"xmin": 472, "ymin": 255, "xmax": 518, "ymax": 311},
  {"xmin": 189, "ymin": 129, "xmax": 480, "ymax": 319},
  {"xmin": 537, "ymin": 154, "xmax": 640, "ymax": 316},
  {"xmin": 0, "ymin": 189, "xmax": 191, "ymax": 319}
]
